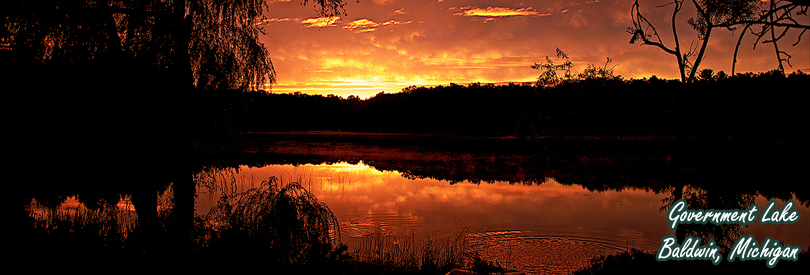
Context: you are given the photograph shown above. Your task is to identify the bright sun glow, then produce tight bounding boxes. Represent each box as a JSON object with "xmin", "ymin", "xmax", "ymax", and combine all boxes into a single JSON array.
[{"xmin": 261, "ymin": 1, "xmax": 810, "ymax": 98}]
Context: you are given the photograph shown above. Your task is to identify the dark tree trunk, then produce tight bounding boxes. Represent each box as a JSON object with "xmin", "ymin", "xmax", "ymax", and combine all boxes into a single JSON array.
[
  {"xmin": 170, "ymin": 0, "xmax": 195, "ymax": 258},
  {"xmin": 131, "ymin": 186, "xmax": 159, "ymax": 254}
]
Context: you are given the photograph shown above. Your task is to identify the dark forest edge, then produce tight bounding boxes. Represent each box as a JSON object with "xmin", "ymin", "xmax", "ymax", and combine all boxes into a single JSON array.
[
  {"xmin": 192, "ymin": 70, "xmax": 808, "ymax": 144},
  {"xmin": 189, "ymin": 69, "xmax": 807, "ymax": 205},
  {"xmin": 7, "ymin": 69, "xmax": 807, "ymax": 274}
]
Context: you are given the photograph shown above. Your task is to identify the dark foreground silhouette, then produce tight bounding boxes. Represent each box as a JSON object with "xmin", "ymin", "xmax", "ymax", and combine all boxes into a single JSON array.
[
  {"xmin": 190, "ymin": 70, "xmax": 807, "ymax": 141},
  {"xmin": 9, "ymin": 129, "xmax": 807, "ymax": 273},
  {"xmin": 5, "ymin": 67, "xmax": 808, "ymax": 273}
]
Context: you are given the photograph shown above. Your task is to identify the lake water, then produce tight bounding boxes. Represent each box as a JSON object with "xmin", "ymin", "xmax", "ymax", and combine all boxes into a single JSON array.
[
  {"xmin": 22, "ymin": 133, "xmax": 810, "ymax": 274},
  {"xmin": 193, "ymin": 161, "xmax": 810, "ymax": 274}
]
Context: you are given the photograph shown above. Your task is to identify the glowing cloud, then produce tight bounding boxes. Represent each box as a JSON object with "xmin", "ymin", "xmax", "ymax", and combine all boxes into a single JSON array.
[
  {"xmin": 262, "ymin": 0, "xmax": 810, "ymax": 98},
  {"xmin": 343, "ymin": 19, "xmax": 412, "ymax": 33},
  {"xmin": 456, "ymin": 7, "xmax": 545, "ymax": 17},
  {"xmin": 343, "ymin": 18, "xmax": 380, "ymax": 33},
  {"xmin": 266, "ymin": 17, "xmax": 297, "ymax": 23},
  {"xmin": 301, "ymin": 16, "xmax": 341, "ymax": 28},
  {"xmin": 381, "ymin": 20, "xmax": 412, "ymax": 26},
  {"xmin": 392, "ymin": 8, "xmax": 407, "ymax": 15}
]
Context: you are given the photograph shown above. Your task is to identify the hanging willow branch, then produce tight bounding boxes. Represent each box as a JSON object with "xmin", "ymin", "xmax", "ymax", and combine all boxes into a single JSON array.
[{"xmin": 1, "ymin": 0, "xmax": 347, "ymax": 91}]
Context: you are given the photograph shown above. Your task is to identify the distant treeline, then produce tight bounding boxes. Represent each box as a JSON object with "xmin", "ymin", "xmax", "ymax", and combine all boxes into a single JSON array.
[{"xmin": 192, "ymin": 70, "xmax": 807, "ymax": 140}]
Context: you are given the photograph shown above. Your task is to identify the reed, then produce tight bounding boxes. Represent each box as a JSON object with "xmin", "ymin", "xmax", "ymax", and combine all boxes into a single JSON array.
[
  {"xmin": 27, "ymin": 198, "xmax": 134, "ymax": 258},
  {"xmin": 21, "ymin": 175, "xmax": 506, "ymax": 274},
  {"xmin": 200, "ymin": 176, "xmax": 342, "ymax": 267},
  {"xmin": 348, "ymin": 227, "xmax": 505, "ymax": 274}
]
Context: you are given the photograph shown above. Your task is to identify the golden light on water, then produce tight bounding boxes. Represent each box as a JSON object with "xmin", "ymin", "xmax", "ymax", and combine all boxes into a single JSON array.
[
  {"xmin": 24, "ymin": 160, "xmax": 810, "ymax": 274},
  {"xmin": 220, "ymin": 162, "xmax": 673, "ymax": 243},
  {"xmin": 198, "ymin": 161, "xmax": 805, "ymax": 273}
]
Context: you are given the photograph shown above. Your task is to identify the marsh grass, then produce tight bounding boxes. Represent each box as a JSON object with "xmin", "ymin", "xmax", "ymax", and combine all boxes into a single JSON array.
[
  {"xmin": 353, "ymin": 231, "xmax": 462, "ymax": 272},
  {"xmin": 26, "ymin": 198, "xmax": 135, "ymax": 258},
  {"xmin": 21, "ymin": 174, "xmax": 505, "ymax": 274},
  {"xmin": 348, "ymin": 227, "xmax": 506, "ymax": 275},
  {"xmin": 199, "ymin": 176, "xmax": 343, "ymax": 268}
]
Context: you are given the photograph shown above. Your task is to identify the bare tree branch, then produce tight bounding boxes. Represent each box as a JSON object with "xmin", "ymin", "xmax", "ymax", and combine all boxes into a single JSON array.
[{"xmin": 630, "ymin": 0, "xmax": 806, "ymax": 80}]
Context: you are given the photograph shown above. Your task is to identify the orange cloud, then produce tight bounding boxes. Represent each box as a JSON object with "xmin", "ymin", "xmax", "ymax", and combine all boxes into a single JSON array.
[
  {"xmin": 456, "ymin": 7, "xmax": 546, "ymax": 17},
  {"xmin": 392, "ymin": 8, "xmax": 407, "ymax": 15},
  {"xmin": 257, "ymin": 17, "xmax": 300, "ymax": 26},
  {"xmin": 262, "ymin": 0, "xmax": 809, "ymax": 98},
  {"xmin": 342, "ymin": 19, "xmax": 412, "ymax": 33},
  {"xmin": 266, "ymin": 17, "xmax": 297, "ymax": 23},
  {"xmin": 301, "ymin": 16, "xmax": 341, "ymax": 28},
  {"xmin": 343, "ymin": 18, "xmax": 379, "ymax": 33},
  {"xmin": 381, "ymin": 20, "xmax": 412, "ymax": 26}
]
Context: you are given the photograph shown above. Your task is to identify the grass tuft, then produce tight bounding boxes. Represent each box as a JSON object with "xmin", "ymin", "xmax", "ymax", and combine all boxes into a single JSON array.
[{"xmin": 201, "ymin": 176, "xmax": 342, "ymax": 267}]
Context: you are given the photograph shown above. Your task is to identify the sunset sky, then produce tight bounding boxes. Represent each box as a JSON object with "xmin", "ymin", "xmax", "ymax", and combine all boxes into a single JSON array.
[{"xmin": 260, "ymin": 0, "xmax": 810, "ymax": 98}]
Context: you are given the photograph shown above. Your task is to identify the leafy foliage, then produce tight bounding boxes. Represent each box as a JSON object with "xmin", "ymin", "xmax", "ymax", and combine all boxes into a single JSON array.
[
  {"xmin": 531, "ymin": 48, "xmax": 574, "ymax": 87},
  {"xmin": 628, "ymin": 0, "xmax": 808, "ymax": 82},
  {"xmin": 688, "ymin": 0, "xmax": 761, "ymax": 38},
  {"xmin": 189, "ymin": 0, "xmax": 275, "ymax": 90},
  {"xmin": 203, "ymin": 176, "xmax": 341, "ymax": 266},
  {"xmin": 578, "ymin": 57, "xmax": 618, "ymax": 80},
  {"xmin": 532, "ymin": 49, "xmax": 618, "ymax": 87},
  {"xmin": 0, "ymin": 0, "xmax": 347, "ymax": 91}
]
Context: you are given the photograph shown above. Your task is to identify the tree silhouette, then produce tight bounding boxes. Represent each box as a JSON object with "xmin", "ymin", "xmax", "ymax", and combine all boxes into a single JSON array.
[
  {"xmin": 628, "ymin": 0, "xmax": 808, "ymax": 81},
  {"xmin": 2, "ymin": 0, "xmax": 348, "ymax": 259},
  {"xmin": 531, "ymin": 48, "xmax": 573, "ymax": 87},
  {"xmin": 531, "ymin": 48, "xmax": 617, "ymax": 87},
  {"xmin": 730, "ymin": 0, "xmax": 809, "ymax": 74},
  {"xmin": 1, "ymin": 0, "xmax": 346, "ymax": 91},
  {"xmin": 628, "ymin": 0, "xmax": 761, "ymax": 83}
]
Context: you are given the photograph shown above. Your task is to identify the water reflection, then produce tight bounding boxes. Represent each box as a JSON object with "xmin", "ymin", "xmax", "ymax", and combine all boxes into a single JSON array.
[
  {"xmin": 194, "ymin": 161, "xmax": 809, "ymax": 274},
  {"xmin": 15, "ymin": 134, "xmax": 809, "ymax": 273}
]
